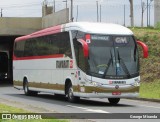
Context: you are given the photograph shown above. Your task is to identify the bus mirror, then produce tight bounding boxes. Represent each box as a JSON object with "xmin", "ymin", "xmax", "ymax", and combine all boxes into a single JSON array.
[
  {"xmin": 137, "ymin": 40, "xmax": 148, "ymax": 58},
  {"xmin": 77, "ymin": 39, "xmax": 89, "ymax": 57}
]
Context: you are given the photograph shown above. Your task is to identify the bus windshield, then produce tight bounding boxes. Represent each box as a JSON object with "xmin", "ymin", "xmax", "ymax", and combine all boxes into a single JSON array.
[{"xmin": 87, "ymin": 34, "xmax": 139, "ymax": 79}]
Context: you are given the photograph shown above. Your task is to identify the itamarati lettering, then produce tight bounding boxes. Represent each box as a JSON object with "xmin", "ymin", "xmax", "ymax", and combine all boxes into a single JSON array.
[{"xmin": 56, "ymin": 60, "xmax": 69, "ymax": 68}]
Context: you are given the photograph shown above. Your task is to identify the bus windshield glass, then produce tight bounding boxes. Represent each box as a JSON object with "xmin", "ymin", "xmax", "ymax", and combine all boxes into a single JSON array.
[{"xmin": 87, "ymin": 34, "xmax": 139, "ymax": 79}]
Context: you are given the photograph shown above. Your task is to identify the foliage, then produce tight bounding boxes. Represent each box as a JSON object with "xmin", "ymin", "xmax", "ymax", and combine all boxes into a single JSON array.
[
  {"xmin": 131, "ymin": 28, "xmax": 160, "ymax": 83},
  {"xmin": 155, "ymin": 22, "xmax": 160, "ymax": 29}
]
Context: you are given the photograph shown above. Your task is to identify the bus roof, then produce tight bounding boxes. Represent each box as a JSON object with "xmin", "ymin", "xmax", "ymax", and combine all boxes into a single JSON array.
[
  {"xmin": 15, "ymin": 22, "xmax": 133, "ymax": 41},
  {"xmin": 65, "ymin": 22, "xmax": 133, "ymax": 35}
]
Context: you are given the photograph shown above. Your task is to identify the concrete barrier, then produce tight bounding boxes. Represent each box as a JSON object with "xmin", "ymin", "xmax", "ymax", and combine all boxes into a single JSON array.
[{"xmin": 0, "ymin": 17, "xmax": 42, "ymax": 35}]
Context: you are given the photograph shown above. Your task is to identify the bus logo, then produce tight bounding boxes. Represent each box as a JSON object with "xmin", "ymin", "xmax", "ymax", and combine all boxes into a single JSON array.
[
  {"xmin": 86, "ymin": 39, "xmax": 91, "ymax": 43},
  {"xmin": 115, "ymin": 85, "xmax": 119, "ymax": 89},
  {"xmin": 115, "ymin": 37, "xmax": 128, "ymax": 44}
]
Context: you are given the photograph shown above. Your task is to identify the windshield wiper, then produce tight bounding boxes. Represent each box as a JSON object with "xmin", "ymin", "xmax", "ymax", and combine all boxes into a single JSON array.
[
  {"xmin": 110, "ymin": 49, "xmax": 114, "ymax": 66},
  {"xmin": 117, "ymin": 50, "xmax": 131, "ymax": 78},
  {"xmin": 102, "ymin": 50, "xmax": 113, "ymax": 78}
]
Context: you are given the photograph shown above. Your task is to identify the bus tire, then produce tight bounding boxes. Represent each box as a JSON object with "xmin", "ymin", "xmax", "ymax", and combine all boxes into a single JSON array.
[
  {"xmin": 67, "ymin": 83, "xmax": 79, "ymax": 103},
  {"xmin": 108, "ymin": 98, "xmax": 120, "ymax": 105},
  {"xmin": 23, "ymin": 79, "xmax": 38, "ymax": 96}
]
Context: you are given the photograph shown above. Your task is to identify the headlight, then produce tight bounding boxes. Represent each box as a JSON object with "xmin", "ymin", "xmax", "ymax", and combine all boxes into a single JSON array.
[
  {"xmin": 134, "ymin": 81, "xmax": 140, "ymax": 86},
  {"xmin": 131, "ymin": 78, "xmax": 140, "ymax": 86}
]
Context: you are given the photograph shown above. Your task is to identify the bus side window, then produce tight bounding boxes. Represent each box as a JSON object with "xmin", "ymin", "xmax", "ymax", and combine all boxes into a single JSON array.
[
  {"xmin": 24, "ymin": 38, "xmax": 37, "ymax": 56},
  {"xmin": 74, "ymin": 39, "xmax": 87, "ymax": 72},
  {"xmin": 59, "ymin": 32, "xmax": 72, "ymax": 58},
  {"xmin": 14, "ymin": 41, "xmax": 25, "ymax": 57}
]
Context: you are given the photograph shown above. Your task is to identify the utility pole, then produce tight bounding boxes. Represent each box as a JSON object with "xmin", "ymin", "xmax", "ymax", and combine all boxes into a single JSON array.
[
  {"xmin": 71, "ymin": 0, "xmax": 73, "ymax": 22},
  {"xmin": 124, "ymin": 4, "xmax": 126, "ymax": 26},
  {"xmin": 129, "ymin": 0, "xmax": 134, "ymax": 27},
  {"xmin": 96, "ymin": 1, "xmax": 99, "ymax": 22},
  {"xmin": 149, "ymin": 0, "xmax": 153, "ymax": 26},
  {"xmin": 141, "ymin": 1, "xmax": 145, "ymax": 27},
  {"xmin": 147, "ymin": 0, "xmax": 149, "ymax": 27},
  {"xmin": 63, "ymin": 0, "xmax": 68, "ymax": 23},
  {"xmin": 149, "ymin": 1, "xmax": 151, "ymax": 26},
  {"xmin": 0, "ymin": 8, "xmax": 3, "ymax": 17},
  {"xmin": 100, "ymin": 4, "xmax": 101, "ymax": 22},
  {"xmin": 66, "ymin": 0, "xmax": 67, "ymax": 8},
  {"xmin": 53, "ymin": 0, "xmax": 55, "ymax": 12},
  {"xmin": 76, "ymin": 5, "xmax": 78, "ymax": 22},
  {"xmin": 63, "ymin": 0, "xmax": 67, "ymax": 9}
]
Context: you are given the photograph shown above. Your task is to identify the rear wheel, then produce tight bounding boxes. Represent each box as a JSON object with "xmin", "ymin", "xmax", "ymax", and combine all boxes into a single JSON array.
[
  {"xmin": 108, "ymin": 98, "xmax": 120, "ymax": 105},
  {"xmin": 66, "ymin": 83, "xmax": 80, "ymax": 103},
  {"xmin": 23, "ymin": 79, "xmax": 38, "ymax": 96}
]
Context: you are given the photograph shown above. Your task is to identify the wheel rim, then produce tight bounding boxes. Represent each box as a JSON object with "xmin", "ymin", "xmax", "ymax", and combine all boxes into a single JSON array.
[
  {"xmin": 24, "ymin": 82, "xmax": 28, "ymax": 93},
  {"xmin": 68, "ymin": 87, "xmax": 73, "ymax": 100}
]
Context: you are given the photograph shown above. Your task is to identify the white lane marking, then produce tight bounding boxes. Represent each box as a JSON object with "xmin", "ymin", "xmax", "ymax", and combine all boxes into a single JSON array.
[
  {"xmin": 66, "ymin": 105, "xmax": 109, "ymax": 113},
  {"xmin": 138, "ymin": 105, "xmax": 160, "ymax": 109},
  {"xmin": 124, "ymin": 99, "xmax": 160, "ymax": 109}
]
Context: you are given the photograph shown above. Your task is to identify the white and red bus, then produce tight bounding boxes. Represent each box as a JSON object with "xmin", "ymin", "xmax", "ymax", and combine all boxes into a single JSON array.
[{"xmin": 13, "ymin": 22, "xmax": 148, "ymax": 105}]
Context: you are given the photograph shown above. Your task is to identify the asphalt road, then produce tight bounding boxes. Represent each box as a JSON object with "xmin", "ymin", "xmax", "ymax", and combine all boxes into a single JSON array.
[{"xmin": 0, "ymin": 84, "xmax": 160, "ymax": 122}]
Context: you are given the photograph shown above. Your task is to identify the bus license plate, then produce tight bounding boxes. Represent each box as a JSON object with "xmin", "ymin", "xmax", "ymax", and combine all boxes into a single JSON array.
[{"xmin": 112, "ymin": 91, "xmax": 121, "ymax": 95}]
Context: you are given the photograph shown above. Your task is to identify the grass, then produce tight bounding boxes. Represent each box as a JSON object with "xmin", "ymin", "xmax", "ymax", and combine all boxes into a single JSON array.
[
  {"xmin": 140, "ymin": 80, "xmax": 160, "ymax": 99},
  {"xmin": 0, "ymin": 104, "xmax": 29, "ymax": 113},
  {"xmin": 0, "ymin": 103, "xmax": 68, "ymax": 122}
]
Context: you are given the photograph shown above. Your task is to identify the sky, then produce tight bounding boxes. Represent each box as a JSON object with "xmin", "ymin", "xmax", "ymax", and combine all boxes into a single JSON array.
[{"xmin": 0, "ymin": 0, "xmax": 154, "ymax": 26}]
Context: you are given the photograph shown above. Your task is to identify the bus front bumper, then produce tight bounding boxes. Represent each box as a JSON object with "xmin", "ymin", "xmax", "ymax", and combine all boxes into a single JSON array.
[
  {"xmin": 73, "ymin": 85, "xmax": 139, "ymax": 98},
  {"xmin": 74, "ymin": 92, "xmax": 139, "ymax": 98}
]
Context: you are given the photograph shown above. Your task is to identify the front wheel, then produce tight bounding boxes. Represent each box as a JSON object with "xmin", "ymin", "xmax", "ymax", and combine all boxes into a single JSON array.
[
  {"xmin": 66, "ymin": 83, "xmax": 80, "ymax": 103},
  {"xmin": 108, "ymin": 98, "xmax": 120, "ymax": 105}
]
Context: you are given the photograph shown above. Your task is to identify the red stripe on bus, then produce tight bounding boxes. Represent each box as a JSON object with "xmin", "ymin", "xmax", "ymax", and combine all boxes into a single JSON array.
[
  {"xmin": 15, "ymin": 25, "xmax": 62, "ymax": 42},
  {"xmin": 13, "ymin": 54, "xmax": 64, "ymax": 60}
]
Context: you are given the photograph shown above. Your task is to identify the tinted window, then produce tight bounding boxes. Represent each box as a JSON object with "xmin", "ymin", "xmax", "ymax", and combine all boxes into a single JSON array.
[
  {"xmin": 88, "ymin": 35, "xmax": 139, "ymax": 79},
  {"xmin": 14, "ymin": 41, "xmax": 25, "ymax": 57},
  {"xmin": 72, "ymin": 31, "xmax": 87, "ymax": 72},
  {"xmin": 14, "ymin": 32, "xmax": 72, "ymax": 58}
]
